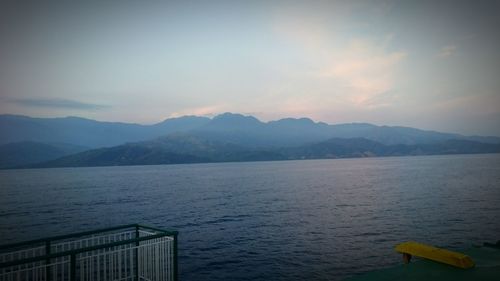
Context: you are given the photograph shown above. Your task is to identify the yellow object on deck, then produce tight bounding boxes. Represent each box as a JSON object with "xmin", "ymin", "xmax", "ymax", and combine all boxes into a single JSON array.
[{"xmin": 395, "ymin": 241, "xmax": 475, "ymax": 269}]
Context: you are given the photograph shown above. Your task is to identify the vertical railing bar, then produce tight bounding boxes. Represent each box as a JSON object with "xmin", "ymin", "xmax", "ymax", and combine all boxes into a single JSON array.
[
  {"xmin": 122, "ymin": 244, "xmax": 126, "ymax": 280},
  {"xmin": 97, "ymin": 237, "xmax": 101, "ymax": 281},
  {"xmin": 147, "ymin": 240, "xmax": 149, "ymax": 281},
  {"xmin": 160, "ymin": 239, "xmax": 163, "ymax": 281},
  {"xmin": 90, "ymin": 237, "xmax": 93, "ymax": 281},
  {"xmin": 141, "ymin": 242, "xmax": 144, "ymax": 281},
  {"xmin": 20, "ymin": 251, "xmax": 25, "ymax": 281},
  {"xmin": 59, "ymin": 244, "xmax": 63, "ymax": 281},
  {"xmin": 130, "ymin": 242, "xmax": 133, "ymax": 279},
  {"xmin": 155, "ymin": 240, "xmax": 159, "ymax": 281},
  {"xmin": 119, "ymin": 234, "xmax": 122, "ymax": 280},
  {"xmin": 147, "ymin": 240, "xmax": 150, "ymax": 280},
  {"xmin": 111, "ymin": 249, "xmax": 114, "ymax": 281},
  {"xmin": 128, "ymin": 233, "xmax": 134, "ymax": 279},
  {"xmin": 146, "ymin": 241, "xmax": 149, "ymax": 281},
  {"xmin": 134, "ymin": 225, "xmax": 139, "ymax": 281},
  {"xmin": 79, "ymin": 257, "xmax": 83, "ymax": 281},
  {"xmin": 118, "ymin": 242, "xmax": 122, "ymax": 281},
  {"xmin": 103, "ymin": 236, "xmax": 106, "ymax": 281},
  {"xmin": 168, "ymin": 239, "xmax": 169, "ymax": 280},
  {"xmin": 86, "ymin": 239, "xmax": 89, "ymax": 281},
  {"xmin": 149, "ymin": 240, "xmax": 152, "ymax": 280},
  {"xmin": 70, "ymin": 254, "xmax": 76, "ymax": 281},
  {"xmin": 167, "ymin": 239, "xmax": 171, "ymax": 281},
  {"xmin": 45, "ymin": 240, "xmax": 51, "ymax": 281},
  {"xmin": 114, "ymin": 246, "xmax": 117, "ymax": 281},
  {"xmin": 124, "ymin": 233, "xmax": 127, "ymax": 279},
  {"xmin": 168, "ymin": 238, "xmax": 170, "ymax": 281},
  {"xmin": 144, "ymin": 240, "xmax": 146, "ymax": 280},
  {"xmin": 173, "ymin": 233, "xmax": 178, "ymax": 281},
  {"xmin": 160, "ymin": 239, "xmax": 164, "ymax": 281},
  {"xmin": 170, "ymin": 238, "xmax": 173, "ymax": 281}
]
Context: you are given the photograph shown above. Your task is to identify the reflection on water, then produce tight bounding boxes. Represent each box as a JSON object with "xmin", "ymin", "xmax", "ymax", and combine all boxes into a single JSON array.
[{"xmin": 1, "ymin": 154, "xmax": 500, "ymax": 280}]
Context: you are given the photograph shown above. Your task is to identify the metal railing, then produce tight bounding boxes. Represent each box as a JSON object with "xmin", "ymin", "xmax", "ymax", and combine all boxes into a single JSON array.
[{"xmin": 0, "ymin": 224, "xmax": 178, "ymax": 281}]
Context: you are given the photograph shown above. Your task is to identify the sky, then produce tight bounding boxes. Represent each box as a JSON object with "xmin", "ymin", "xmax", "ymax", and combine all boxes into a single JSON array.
[{"xmin": 1, "ymin": 0, "xmax": 499, "ymax": 136}]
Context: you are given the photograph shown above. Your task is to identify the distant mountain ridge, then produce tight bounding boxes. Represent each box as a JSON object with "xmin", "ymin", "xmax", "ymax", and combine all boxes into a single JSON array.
[
  {"xmin": 0, "ymin": 114, "xmax": 210, "ymax": 148},
  {"xmin": 2, "ymin": 113, "xmax": 500, "ymax": 169},
  {"xmin": 1, "ymin": 113, "xmax": 498, "ymax": 149}
]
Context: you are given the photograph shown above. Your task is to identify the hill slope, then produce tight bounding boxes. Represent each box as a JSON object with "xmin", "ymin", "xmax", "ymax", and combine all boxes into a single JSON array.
[
  {"xmin": 0, "ymin": 141, "xmax": 88, "ymax": 169},
  {"xmin": 31, "ymin": 135, "xmax": 285, "ymax": 168},
  {"xmin": 24, "ymin": 136, "xmax": 500, "ymax": 169}
]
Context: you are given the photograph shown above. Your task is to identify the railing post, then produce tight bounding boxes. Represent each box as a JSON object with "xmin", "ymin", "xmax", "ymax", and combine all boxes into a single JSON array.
[
  {"xmin": 173, "ymin": 232, "xmax": 178, "ymax": 281},
  {"xmin": 70, "ymin": 254, "xmax": 76, "ymax": 281},
  {"xmin": 45, "ymin": 240, "xmax": 51, "ymax": 281},
  {"xmin": 135, "ymin": 225, "xmax": 139, "ymax": 281}
]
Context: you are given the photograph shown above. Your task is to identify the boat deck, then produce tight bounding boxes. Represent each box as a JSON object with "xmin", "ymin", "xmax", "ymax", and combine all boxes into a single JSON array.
[{"xmin": 345, "ymin": 243, "xmax": 500, "ymax": 281}]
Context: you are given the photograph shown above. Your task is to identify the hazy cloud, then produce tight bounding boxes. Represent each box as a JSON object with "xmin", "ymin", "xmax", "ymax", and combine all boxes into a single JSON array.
[
  {"xmin": 301, "ymin": 36, "xmax": 407, "ymax": 109},
  {"xmin": 438, "ymin": 45, "xmax": 457, "ymax": 57},
  {"xmin": 8, "ymin": 98, "xmax": 109, "ymax": 110},
  {"xmin": 169, "ymin": 104, "xmax": 228, "ymax": 118}
]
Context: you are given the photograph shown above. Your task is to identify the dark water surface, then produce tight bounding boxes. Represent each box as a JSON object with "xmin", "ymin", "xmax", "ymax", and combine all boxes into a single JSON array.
[{"xmin": 1, "ymin": 154, "xmax": 500, "ymax": 280}]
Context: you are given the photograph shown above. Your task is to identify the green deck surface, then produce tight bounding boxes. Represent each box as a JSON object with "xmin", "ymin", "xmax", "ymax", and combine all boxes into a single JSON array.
[{"xmin": 345, "ymin": 244, "xmax": 500, "ymax": 281}]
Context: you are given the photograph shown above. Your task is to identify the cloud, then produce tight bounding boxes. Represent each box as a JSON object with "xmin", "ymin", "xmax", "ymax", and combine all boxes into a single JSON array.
[
  {"xmin": 438, "ymin": 45, "xmax": 457, "ymax": 57},
  {"xmin": 7, "ymin": 98, "xmax": 109, "ymax": 110},
  {"xmin": 168, "ymin": 104, "xmax": 228, "ymax": 118},
  {"xmin": 318, "ymin": 39, "xmax": 407, "ymax": 107},
  {"xmin": 361, "ymin": 90, "xmax": 400, "ymax": 108},
  {"xmin": 268, "ymin": 19, "xmax": 408, "ymax": 121}
]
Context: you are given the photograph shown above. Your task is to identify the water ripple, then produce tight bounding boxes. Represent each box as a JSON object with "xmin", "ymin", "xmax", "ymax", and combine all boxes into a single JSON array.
[{"xmin": 0, "ymin": 154, "xmax": 499, "ymax": 281}]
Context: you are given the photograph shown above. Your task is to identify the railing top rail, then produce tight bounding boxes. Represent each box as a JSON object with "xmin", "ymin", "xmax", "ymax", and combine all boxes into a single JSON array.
[
  {"xmin": 0, "ymin": 230, "xmax": 178, "ymax": 268},
  {"xmin": 0, "ymin": 224, "xmax": 177, "ymax": 250},
  {"xmin": 136, "ymin": 224, "xmax": 176, "ymax": 234}
]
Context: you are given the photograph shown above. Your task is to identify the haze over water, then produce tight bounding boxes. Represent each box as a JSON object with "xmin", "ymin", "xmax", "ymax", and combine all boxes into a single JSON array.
[{"xmin": 1, "ymin": 154, "xmax": 499, "ymax": 281}]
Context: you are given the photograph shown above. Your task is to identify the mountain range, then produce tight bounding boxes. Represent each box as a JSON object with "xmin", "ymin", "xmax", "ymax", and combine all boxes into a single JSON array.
[{"xmin": 1, "ymin": 113, "xmax": 499, "ymax": 169}]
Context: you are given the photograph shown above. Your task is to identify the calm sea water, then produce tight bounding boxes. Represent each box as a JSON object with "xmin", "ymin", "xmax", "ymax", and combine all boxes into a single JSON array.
[{"xmin": 1, "ymin": 154, "xmax": 500, "ymax": 280}]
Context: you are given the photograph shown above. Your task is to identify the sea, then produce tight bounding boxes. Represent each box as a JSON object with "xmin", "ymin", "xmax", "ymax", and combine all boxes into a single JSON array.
[{"xmin": 1, "ymin": 154, "xmax": 500, "ymax": 280}]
